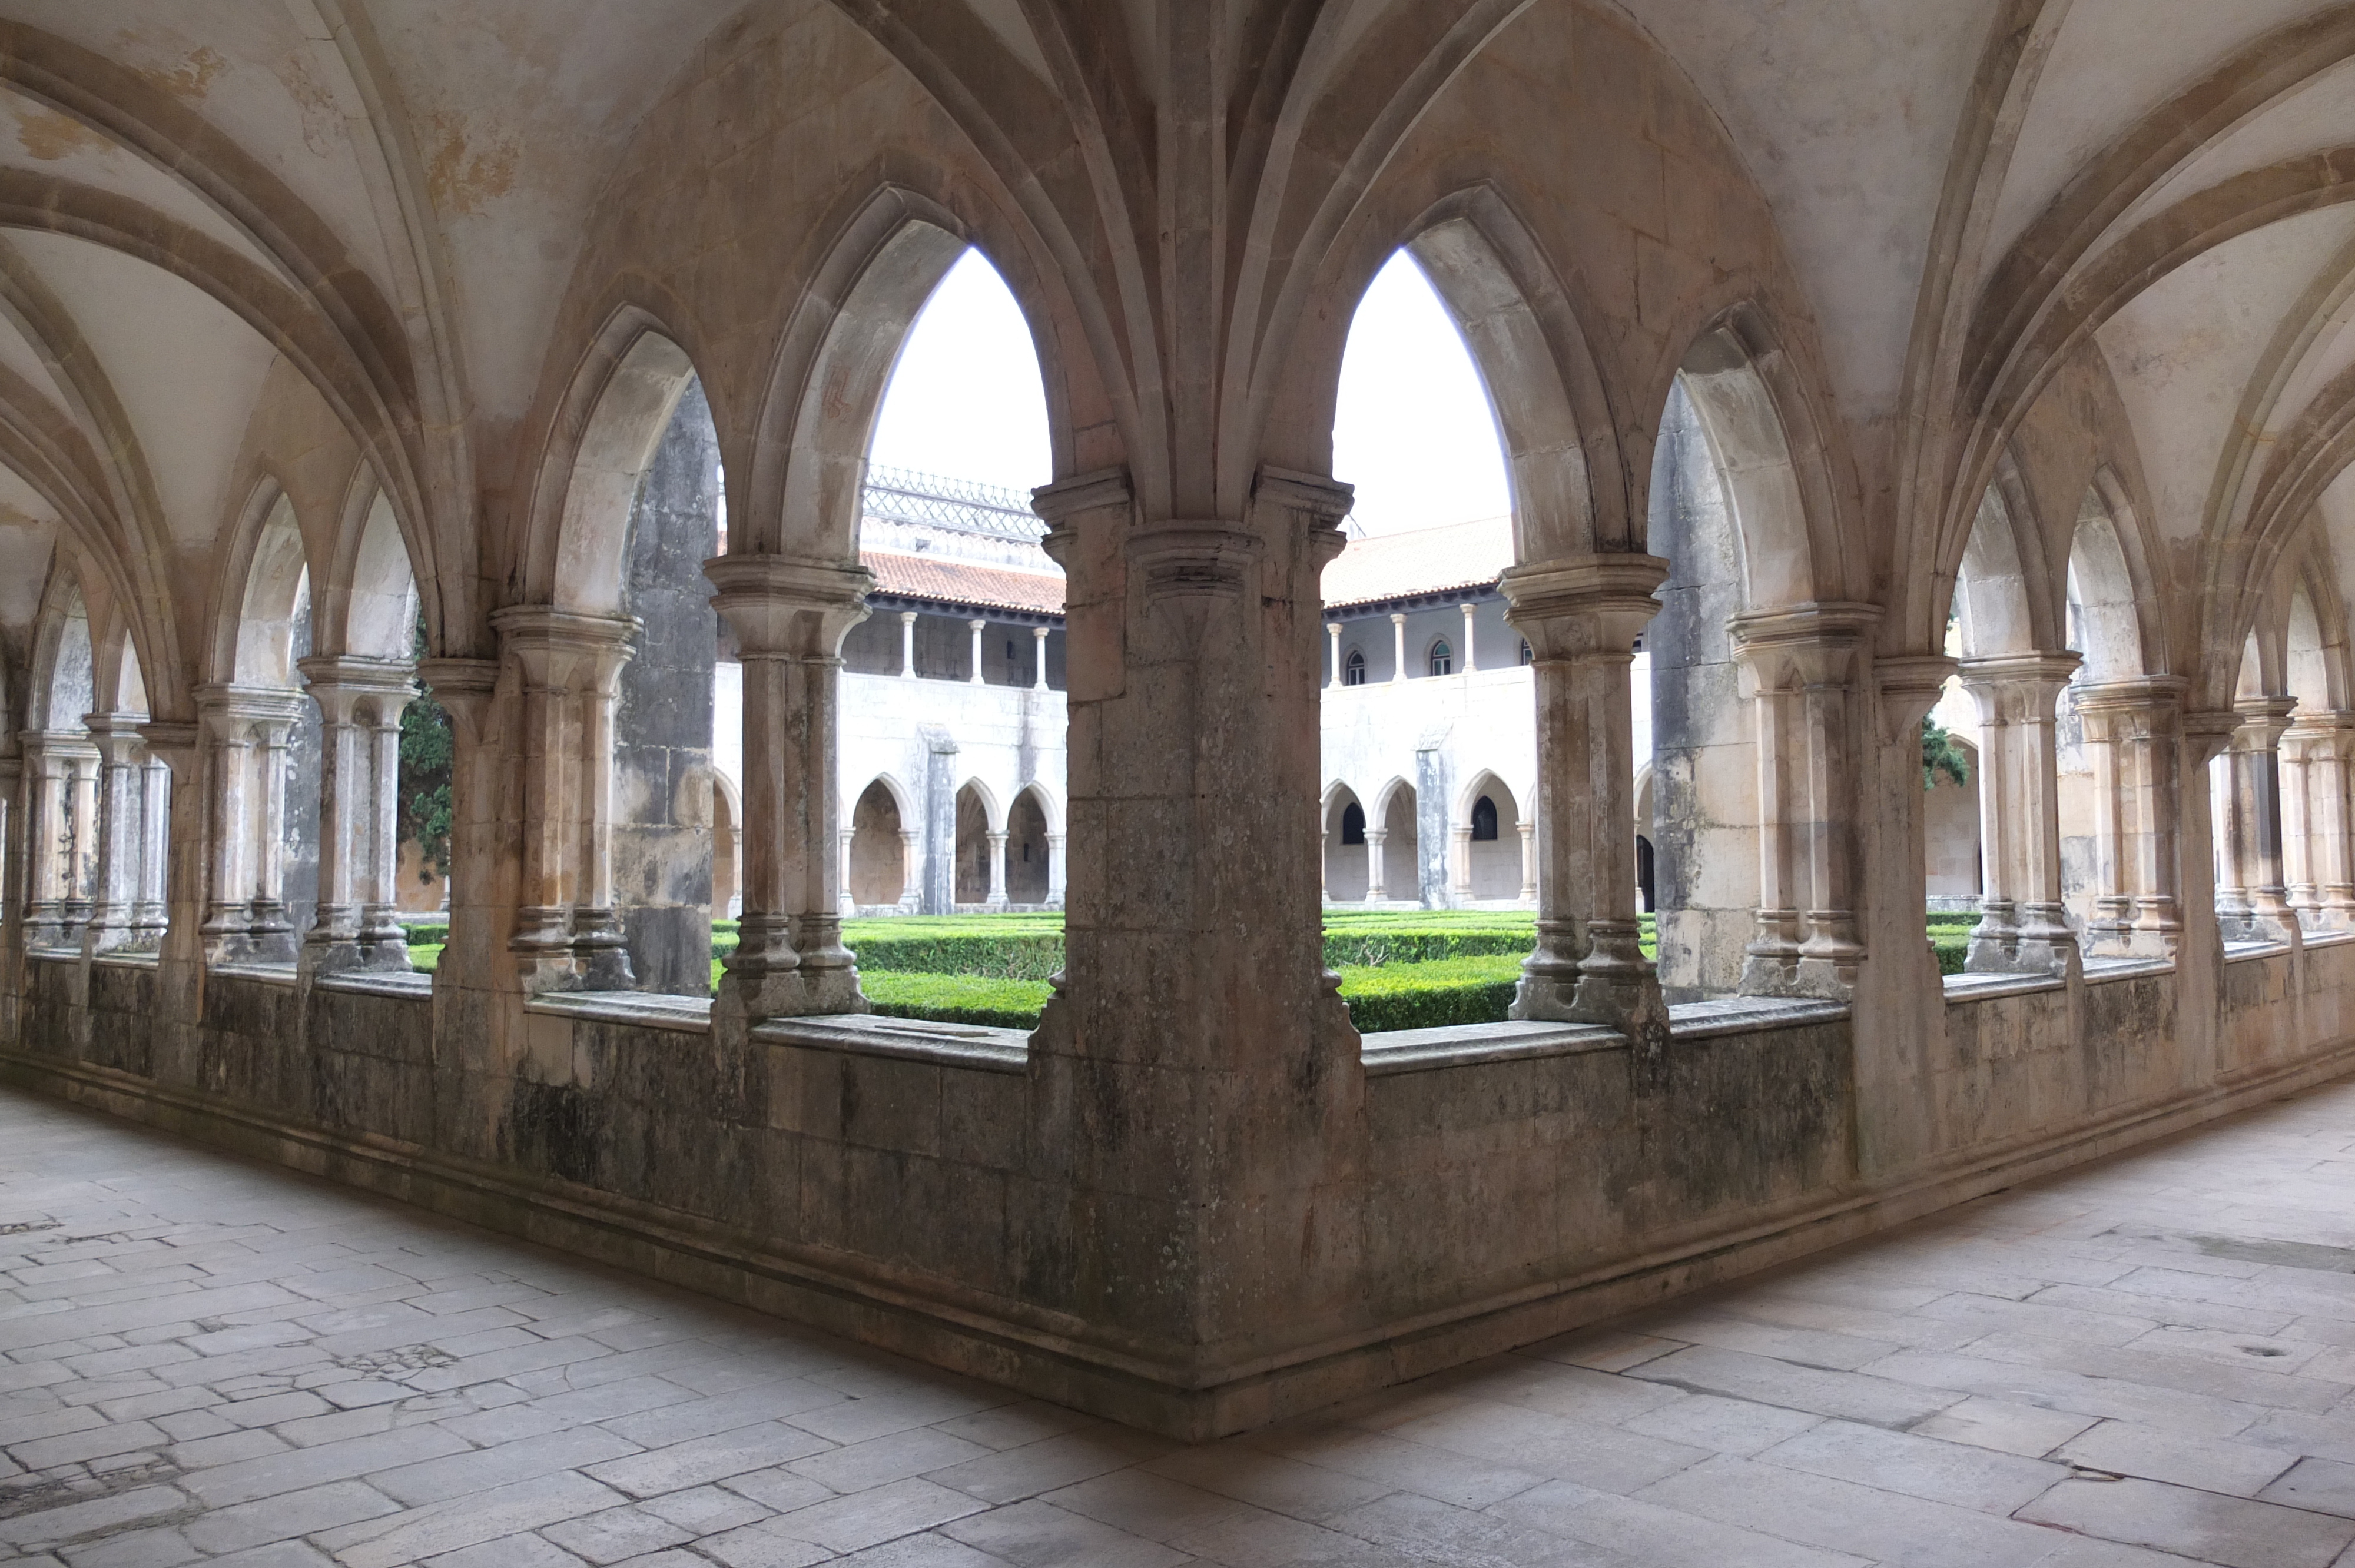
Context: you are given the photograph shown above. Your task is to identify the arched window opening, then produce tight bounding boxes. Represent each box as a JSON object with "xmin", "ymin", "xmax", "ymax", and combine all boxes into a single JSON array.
[
  {"xmin": 1326, "ymin": 248, "xmax": 1518, "ymax": 920},
  {"xmin": 1007, "ymin": 788, "xmax": 1052, "ymax": 905},
  {"xmin": 848, "ymin": 780, "xmax": 908, "ymax": 909},
  {"xmin": 1324, "ymin": 790, "xmax": 1370, "ymax": 902},
  {"xmin": 1519, "ymin": 639, "xmax": 1533, "ymax": 666},
  {"xmin": 612, "ymin": 377, "xmax": 724, "ymax": 997},
  {"xmin": 2282, "ymin": 583, "xmax": 2354, "ymax": 934},
  {"xmin": 1471, "ymin": 795, "xmax": 1497, "ymax": 840},
  {"xmin": 1460, "ymin": 780, "xmax": 1525, "ymax": 901},
  {"xmin": 822, "ymin": 245, "xmax": 1060, "ymax": 935}
]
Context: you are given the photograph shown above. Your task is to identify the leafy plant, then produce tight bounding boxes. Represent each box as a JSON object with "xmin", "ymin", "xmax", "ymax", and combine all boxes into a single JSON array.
[
  {"xmin": 1922, "ymin": 718, "xmax": 1971, "ymax": 792},
  {"xmin": 399, "ymin": 614, "xmax": 454, "ymax": 882}
]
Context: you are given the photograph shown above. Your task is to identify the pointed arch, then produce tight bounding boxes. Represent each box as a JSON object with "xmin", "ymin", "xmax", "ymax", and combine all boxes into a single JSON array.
[
  {"xmin": 25, "ymin": 560, "xmax": 92, "ymax": 732},
  {"xmin": 208, "ymin": 480, "xmax": 313, "ymax": 689},
  {"xmin": 320, "ymin": 463, "xmax": 424, "ymax": 662},
  {"xmin": 517, "ymin": 308, "xmax": 700, "ymax": 616}
]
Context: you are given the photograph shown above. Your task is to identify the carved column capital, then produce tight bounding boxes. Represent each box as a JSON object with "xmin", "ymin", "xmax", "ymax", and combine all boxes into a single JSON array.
[
  {"xmin": 703, "ymin": 554, "xmax": 874, "ymax": 659},
  {"xmin": 1729, "ymin": 601, "xmax": 1881, "ymax": 692},
  {"xmin": 1498, "ymin": 553, "xmax": 1670, "ymax": 658},
  {"xmin": 1958, "ymin": 651, "xmax": 2082, "ymax": 725}
]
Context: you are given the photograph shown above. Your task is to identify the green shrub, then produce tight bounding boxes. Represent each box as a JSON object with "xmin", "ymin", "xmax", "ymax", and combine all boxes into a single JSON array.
[
  {"xmin": 407, "ymin": 943, "xmax": 442, "ymax": 972},
  {"xmin": 1336, "ymin": 953, "xmax": 1523, "ymax": 1032},
  {"xmin": 863, "ymin": 971, "xmax": 1054, "ymax": 1028},
  {"xmin": 403, "ymin": 923, "xmax": 449, "ymax": 946},
  {"xmin": 1929, "ymin": 928, "xmax": 1971, "ymax": 975}
]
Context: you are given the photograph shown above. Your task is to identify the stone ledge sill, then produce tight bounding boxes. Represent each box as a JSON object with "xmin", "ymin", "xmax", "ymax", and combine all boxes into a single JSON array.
[
  {"xmin": 2223, "ymin": 940, "xmax": 2294, "ymax": 962},
  {"xmin": 211, "ymin": 963, "xmax": 297, "ymax": 988},
  {"xmin": 2083, "ymin": 956, "xmax": 2172, "ymax": 983},
  {"xmin": 1666, "ymin": 995, "xmax": 1849, "ymax": 1039},
  {"xmin": 2304, "ymin": 930, "xmax": 2355, "ymax": 948},
  {"xmin": 1360, "ymin": 1020, "xmax": 1623, "ymax": 1076},
  {"xmin": 527, "ymin": 990, "xmax": 714, "ymax": 1034},
  {"xmin": 315, "ymin": 970, "xmax": 432, "ymax": 999},
  {"xmin": 752, "ymin": 1012, "xmax": 1029, "ymax": 1073},
  {"xmin": 1943, "ymin": 971, "xmax": 2066, "ymax": 1001},
  {"xmin": 26, "ymin": 947, "xmax": 79, "ymax": 962},
  {"xmin": 90, "ymin": 952, "xmax": 160, "ymax": 969}
]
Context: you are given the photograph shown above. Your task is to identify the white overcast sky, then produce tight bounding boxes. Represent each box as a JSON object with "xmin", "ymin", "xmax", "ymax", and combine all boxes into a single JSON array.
[{"xmin": 866, "ymin": 248, "xmax": 1512, "ymax": 536}]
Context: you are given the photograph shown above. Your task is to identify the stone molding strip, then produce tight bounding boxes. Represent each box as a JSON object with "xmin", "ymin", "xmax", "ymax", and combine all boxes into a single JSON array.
[{"xmin": 752, "ymin": 1012, "xmax": 1027, "ymax": 1072}]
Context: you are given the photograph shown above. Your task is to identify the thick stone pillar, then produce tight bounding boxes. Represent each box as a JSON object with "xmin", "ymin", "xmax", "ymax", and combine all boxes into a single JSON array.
[
  {"xmin": 1364, "ymin": 826, "xmax": 1388, "ymax": 901},
  {"xmin": 1046, "ymin": 830, "xmax": 1067, "ymax": 909},
  {"xmin": 2072, "ymin": 679, "xmax": 2189, "ymax": 959},
  {"xmin": 1022, "ymin": 465, "xmax": 1362, "ymax": 1363},
  {"xmin": 705, "ymin": 555, "xmax": 872, "ymax": 1024},
  {"xmin": 1959, "ymin": 653, "xmax": 2081, "ymax": 977},
  {"xmin": 1450, "ymin": 822, "xmax": 1473, "ymax": 903},
  {"xmin": 1500, "ymin": 554, "xmax": 1671, "ymax": 1045},
  {"xmin": 135, "ymin": 722, "xmax": 204, "ymax": 1085},
  {"xmin": 2220, "ymin": 696, "xmax": 2299, "ymax": 945},
  {"xmin": 1730, "ymin": 604, "xmax": 1878, "ymax": 999},
  {"xmin": 80, "ymin": 714, "xmax": 147, "ymax": 955},
  {"xmin": 412, "ymin": 657, "xmax": 498, "ymax": 1018},
  {"xmin": 297, "ymin": 657, "xmax": 416, "ymax": 975},
  {"xmin": 1517, "ymin": 819, "xmax": 1536, "ymax": 902},
  {"xmin": 490, "ymin": 608, "xmax": 638, "ymax": 992}
]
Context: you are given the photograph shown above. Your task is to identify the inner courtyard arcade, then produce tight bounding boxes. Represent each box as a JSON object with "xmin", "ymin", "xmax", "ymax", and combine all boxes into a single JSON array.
[{"xmin": 8, "ymin": 6, "xmax": 2355, "ymax": 1559}]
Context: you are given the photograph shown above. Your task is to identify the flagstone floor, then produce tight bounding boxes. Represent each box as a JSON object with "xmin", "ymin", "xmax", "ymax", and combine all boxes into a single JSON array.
[{"xmin": 9, "ymin": 1078, "xmax": 2355, "ymax": 1566}]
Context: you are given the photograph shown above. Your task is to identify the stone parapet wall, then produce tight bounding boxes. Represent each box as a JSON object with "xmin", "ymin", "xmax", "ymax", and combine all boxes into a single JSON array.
[{"xmin": 12, "ymin": 942, "xmax": 2355, "ymax": 1438}]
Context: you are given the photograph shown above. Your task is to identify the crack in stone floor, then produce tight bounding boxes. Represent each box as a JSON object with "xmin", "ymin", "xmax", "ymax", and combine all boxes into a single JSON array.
[{"xmin": 10, "ymin": 1084, "xmax": 2355, "ymax": 1566}]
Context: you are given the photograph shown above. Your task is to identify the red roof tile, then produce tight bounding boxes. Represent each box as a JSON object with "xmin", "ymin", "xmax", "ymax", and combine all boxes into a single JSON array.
[
  {"xmin": 1319, "ymin": 516, "xmax": 1512, "ymax": 609},
  {"xmin": 861, "ymin": 550, "xmax": 1066, "ymax": 615}
]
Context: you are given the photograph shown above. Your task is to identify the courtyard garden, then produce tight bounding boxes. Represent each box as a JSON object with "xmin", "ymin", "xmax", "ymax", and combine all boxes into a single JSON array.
[{"xmin": 406, "ymin": 909, "xmax": 1981, "ymax": 1027}]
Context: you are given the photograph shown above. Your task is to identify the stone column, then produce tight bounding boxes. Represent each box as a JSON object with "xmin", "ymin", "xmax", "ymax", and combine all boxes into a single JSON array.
[
  {"xmin": 900, "ymin": 610, "xmax": 917, "ymax": 678},
  {"xmin": 2283, "ymin": 725, "xmax": 2320, "ymax": 921},
  {"xmin": 1364, "ymin": 826, "xmax": 1388, "ymax": 901},
  {"xmin": 1730, "ymin": 605, "xmax": 1878, "ymax": 998},
  {"xmin": 1389, "ymin": 612, "xmax": 1407, "ymax": 683},
  {"xmin": 705, "ymin": 556, "xmax": 873, "ymax": 1023},
  {"xmin": 1500, "ymin": 554, "xmax": 1671, "ymax": 1044},
  {"xmin": 897, "ymin": 828, "xmax": 923, "ymax": 912},
  {"xmin": 135, "ymin": 722, "xmax": 204, "ymax": 1085},
  {"xmin": 1033, "ymin": 625, "xmax": 1049, "ymax": 690},
  {"xmin": 1326, "ymin": 622, "xmax": 1341, "ymax": 686},
  {"xmin": 1450, "ymin": 822, "xmax": 1473, "ymax": 903},
  {"xmin": 195, "ymin": 705, "xmax": 253, "ymax": 960},
  {"xmin": 967, "ymin": 617, "xmax": 986, "ymax": 685},
  {"xmin": 2290, "ymin": 710, "xmax": 2355, "ymax": 931},
  {"xmin": 490, "ymin": 609, "xmax": 639, "ymax": 992},
  {"xmin": 80, "ymin": 715, "xmax": 146, "ymax": 954},
  {"xmin": 62, "ymin": 749, "xmax": 98, "ymax": 941},
  {"xmin": 1959, "ymin": 653, "xmax": 2082, "ymax": 977},
  {"xmin": 986, "ymin": 830, "xmax": 1009, "ymax": 910},
  {"xmin": 297, "ymin": 656, "xmax": 416, "ymax": 975},
  {"xmin": 359, "ymin": 697, "xmax": 412, "ymax": 964},
  {"xmin": 410, "ymin": 657, "xmax": 496, "ymax": 1014},
  {"xmin": 17, "ymin": 733, "xmax": 79, "ymax": 948},
  {"xmin": 838, "ymin": 828, "xmax": 855, "ymax": 916},
  {"xmin": 246, "ymin": 713, "xmax": 301, "ymax": 964},
  {"xmin": 2221, "ymin": 696, "xmax": 2299, "ymax": 945},
  {"xmin": 1046, "ymin": 830, "xmax": 1067, "ymax": 909},
  {"xmin": 2072, "ymin": 679, "xmax": 2190, "ymax": 959},
  {"xmin": 134, "ymin": 753, "xmax": 170, "ymax": 943},
  {"xmin": 1461, "ymin": 603, "xmax": 1478, "ymax": 674},
  {"xmin": 1517, "ymin": 819, "xmax": 1537, "ymax": 903}
]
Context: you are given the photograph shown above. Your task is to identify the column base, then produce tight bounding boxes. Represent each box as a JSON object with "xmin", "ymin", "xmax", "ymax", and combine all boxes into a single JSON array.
[
  {"xmin": 713, "ymin": 916, "xmax": 870, "ymax": 1025},
  {"xmin": 1570, "ymin": 920, "xmax": 1670, "ymax": 1060},
  {"xmin": 1508, "ymin": 919, "xmax": 1583, "ymax": 1022},
  {"xmin": 511, "ymin": 906, "xmax": 581, "ymax": 994}
]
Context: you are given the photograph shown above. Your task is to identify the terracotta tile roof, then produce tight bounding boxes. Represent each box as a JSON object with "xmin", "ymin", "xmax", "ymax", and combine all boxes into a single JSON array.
[
  {"xmin": 862, "ymin": 550, "xmax": 1066, "ymax": 615},
  {"xmin": 1320, "ymin": 515, "xmax": 1512, "ymax": 610},
  {"xmin": 860, "ymin": 513, "xmax": 1511, "ymax": 619}
]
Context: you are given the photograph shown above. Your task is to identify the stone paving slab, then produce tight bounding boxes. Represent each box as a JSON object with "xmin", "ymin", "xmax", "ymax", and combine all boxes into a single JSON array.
[{"xmin": 23, "ymin": 1083, "xmax": 2355, "ymax": 1563}]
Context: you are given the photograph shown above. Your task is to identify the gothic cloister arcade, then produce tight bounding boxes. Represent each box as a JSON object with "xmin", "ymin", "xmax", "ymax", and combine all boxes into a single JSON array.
[{"xmin": 5, "ymin": 4, "xmax": 2355, "ymax": 1470}]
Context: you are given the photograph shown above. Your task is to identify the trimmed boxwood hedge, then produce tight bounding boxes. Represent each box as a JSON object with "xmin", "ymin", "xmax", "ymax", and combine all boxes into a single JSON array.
[
  {"xmin": 863, "ymin": 971, "xmax": 1053, "ymax": 1028},
  {"xmin": 1334, "ymin": 953, "xmax": 1522, "ymax": 1031}
]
